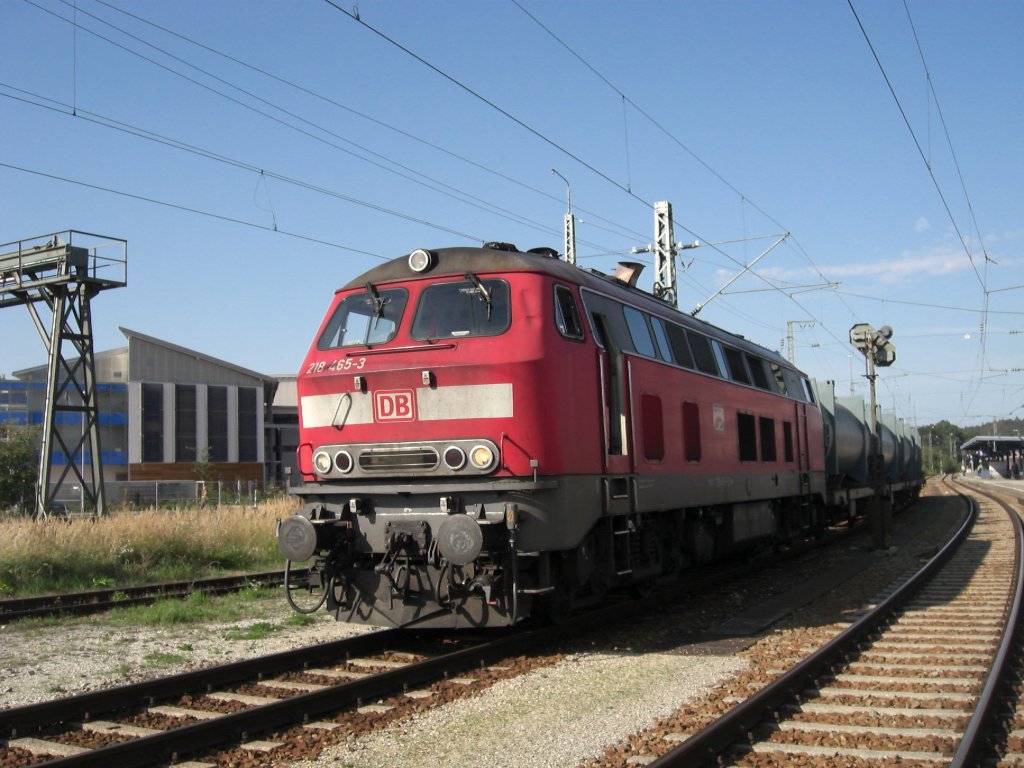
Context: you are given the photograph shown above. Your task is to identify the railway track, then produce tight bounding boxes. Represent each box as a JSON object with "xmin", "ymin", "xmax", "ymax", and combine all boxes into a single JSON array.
[
  {"xmin": 0, "ymin": 625, "xmax": 536, "ymax": 767},
  {"xmin": 644, "ymin": 477, "xmax": 1024, "ymax": 767},
  {"xmin": 2, "ymin": 584, "xmax": 672, "ymax": 768},
  {"xmin": 0, "ymin": 490, "xmax": 952, "ymax": 768},
  {"xmin": 0, "ymin": 570, "xmax": 306, "ymax": 623},
  {"xmin": 0, "ymin": 520, "xmax": 863, "ymax": 768}
]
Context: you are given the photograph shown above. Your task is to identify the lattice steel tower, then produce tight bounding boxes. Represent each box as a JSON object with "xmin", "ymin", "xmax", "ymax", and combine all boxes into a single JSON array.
[{"xmin": 0, "ymin": 231, "xmax": 127, "ymax": 517}]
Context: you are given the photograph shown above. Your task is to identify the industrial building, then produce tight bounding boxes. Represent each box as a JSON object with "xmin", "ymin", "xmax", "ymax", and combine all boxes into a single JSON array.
[{"xmin": 0, "ymin": 328, "xmax": 298, "ymax": 505}]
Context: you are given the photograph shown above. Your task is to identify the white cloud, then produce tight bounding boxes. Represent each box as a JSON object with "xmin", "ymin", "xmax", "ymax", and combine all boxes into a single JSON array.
[
  {"xmin": 915, "ymin": 217, "xmax": 930, "ymax": 233},
  {"xmin": 824, "ymin": 247, "xmax": 969, "ymax": 284},
  {"xmin": 750, "ymin": 245, "xmax": 980, "ymax": 287}
]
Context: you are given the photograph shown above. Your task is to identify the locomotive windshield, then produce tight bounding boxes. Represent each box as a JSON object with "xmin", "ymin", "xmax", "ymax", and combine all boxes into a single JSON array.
[
  {"xmin": 318, "ymin": 287, "xmax": 408, "ymax": 349},
  {"xmin": 411, "ymin": 278, "xmax": 510, "ymax": 339}
]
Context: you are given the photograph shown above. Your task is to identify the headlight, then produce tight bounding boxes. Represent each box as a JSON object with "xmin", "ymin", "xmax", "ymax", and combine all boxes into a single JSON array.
[
  {"xmin": 313, "ymin": 450, "xmax": 333, "ymax": 475},
  {"xmin": 469, "ymin": 444, "xmax": 496, "ymax": 470},
  {"xmin": 408, "ymin": 248, "xmax": 435, "ymax": 273},
  {"xmin": 334, "ymin": 450, "xmax": 353, "ymax": 473},
  {"xmin": 443, "ymin": 445, "xmax": 467, "ymax": 471}
]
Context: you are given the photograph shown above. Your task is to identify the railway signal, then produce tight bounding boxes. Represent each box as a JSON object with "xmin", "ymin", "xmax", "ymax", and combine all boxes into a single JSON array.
[
  {"xmin": 850, "ymin": 323, "xmax": 897, "ymax": 549},
  {"xmin": 850, "ymin": 322, "xmax": 896, "ymax": 367}
]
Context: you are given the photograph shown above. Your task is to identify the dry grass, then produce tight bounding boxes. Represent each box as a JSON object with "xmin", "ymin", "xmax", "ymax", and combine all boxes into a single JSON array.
[{"xmin": 0, "ymin": 498, "xmax": 300, "ymax": 597}]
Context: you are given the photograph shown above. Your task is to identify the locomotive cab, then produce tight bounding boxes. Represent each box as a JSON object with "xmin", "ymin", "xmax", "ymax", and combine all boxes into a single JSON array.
[{"xmin": 281, "ymin": 245, "xmax": 603, "ymax": 628}]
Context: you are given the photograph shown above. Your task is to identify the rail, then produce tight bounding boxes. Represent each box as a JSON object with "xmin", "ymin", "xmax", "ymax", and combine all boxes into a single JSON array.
[
  {"xmin": 949, "ymin": 478, "xmax": 1024, "ymax": 766},
  {"xmin": 0, "ymin": 569, "xmax": 306, "ymax": 622},
  {"xmin": 647, "ymin": 484, "xmax": 978, "ymax": 767}
]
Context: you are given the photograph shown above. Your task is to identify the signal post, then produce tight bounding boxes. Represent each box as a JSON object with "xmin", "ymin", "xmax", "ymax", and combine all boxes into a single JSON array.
[{"xmin": 850, "ymin": 323, "xmax": 896, "ymax": 550}]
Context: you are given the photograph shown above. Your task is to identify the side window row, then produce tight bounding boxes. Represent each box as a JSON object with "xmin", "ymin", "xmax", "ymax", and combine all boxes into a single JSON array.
[{"xmin": 578, "ymin": 288, "xmax": 814, "ymax": 404}]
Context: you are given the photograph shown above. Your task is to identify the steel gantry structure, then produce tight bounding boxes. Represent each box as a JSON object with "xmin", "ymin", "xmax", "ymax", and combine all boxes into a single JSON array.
[{"xmin": 0, "ymin": 231, "xmax": 127, "ymax": 518}]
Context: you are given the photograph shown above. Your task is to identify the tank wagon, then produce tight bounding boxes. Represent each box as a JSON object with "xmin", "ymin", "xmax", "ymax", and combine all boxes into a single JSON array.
[
  {"xmin": 277, "ymin": 243, "xmax": 922, "ymax": 629},
  {"xmin": 814, "ymin": 381, "xmax": 922, "ymax": 519}
]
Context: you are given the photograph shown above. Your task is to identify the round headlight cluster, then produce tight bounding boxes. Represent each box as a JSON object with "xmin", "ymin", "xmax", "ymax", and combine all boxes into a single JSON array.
[
  {"xmin": 313, "ymin": 448, "xmax": 353, "ymax": 476},
  {"xmin": 443, "ymin": 444, "xmax": 496, "ymax": 472},
  {"xmin": 313, "ymin": 442, "xmax": 498, "ymax": 477},
  {"xmin": 469, "ymin": 444, "xmax": 496, "ymax": 470},
  {"xmin": 443, "ymin": 446, "xmax": 466, "ymax": 470},
  {"xmin": 334, "ymin": 450, "xmax": 353, "ymax": 473},
  {"xmin": 312, "ymin": 450, "xmax": 332, "ymax": 475}
]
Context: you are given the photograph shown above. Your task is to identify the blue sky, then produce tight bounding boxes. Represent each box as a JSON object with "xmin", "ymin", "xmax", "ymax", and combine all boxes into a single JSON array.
[{"xmin": 1, "ymin": 0, "xmax": 1021, "ymax": 430}]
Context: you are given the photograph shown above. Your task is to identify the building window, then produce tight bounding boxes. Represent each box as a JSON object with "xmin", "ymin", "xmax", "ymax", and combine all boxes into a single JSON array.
[
  {"xmin": 208, "ymin": 386, "xmax": 228, "ymax": 462},
  {"xmin": 98, "ymin": 385, "xmax": 127, "ymax": 466},
  {"xmin": 175, "ymin": 384, "xmax": 197, "ymax": 462},
  {"xmin": 141, "ymin": 383, "xmax": 163, "ymax": 462},
  {"xmin": 238, "ymin": 387, "xmax": 258, "ymax": 462}
]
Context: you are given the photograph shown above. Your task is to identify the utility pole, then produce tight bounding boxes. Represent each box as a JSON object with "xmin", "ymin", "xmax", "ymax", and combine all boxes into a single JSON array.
[
  {"xmin": 786, "ymin": 320, "xmax": 815, "ymax": 364},
  {"xmin": 631, "ymin": 201, "xmax": 698, "ymax": 309},
  {"xmin": 653, "ymin": 201, "xmax": 677, "ymax": 306},
  {"xmin": 850, "ymin": 322, "xmax": 896, "ymax": 550},
  {"xmin": 551, "ymin": 169, "xmax": 576, "ymax": 265}
]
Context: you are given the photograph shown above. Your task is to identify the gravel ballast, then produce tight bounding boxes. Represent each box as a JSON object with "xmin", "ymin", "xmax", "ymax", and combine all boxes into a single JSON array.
[
  {"xmin": 0, "ymin": 608, "xmax": 371, "ymax": 709},
  {"xmin": 291, "ymin": 650, "xmax": 746, "ymax": 768},
  {"xmin": 1, "ymin": 481, "xmax": 964, "ymax": 768}
]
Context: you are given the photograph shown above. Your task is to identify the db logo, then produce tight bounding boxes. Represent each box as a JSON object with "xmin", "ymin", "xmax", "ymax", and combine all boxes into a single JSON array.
[{"xmin": 374, "ymin": 390, "xmax": 416, "ymax": 422}]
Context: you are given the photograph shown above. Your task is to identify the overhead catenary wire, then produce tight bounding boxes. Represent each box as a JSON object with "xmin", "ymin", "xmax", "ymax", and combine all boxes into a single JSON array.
[
  {"xmin": 846, "ymin": 0, "xmax": 987, "ymax": 294},
  {"xmin": 43, "ymin": 0, "xmax": 847, "ymax": 346},
  {"xmin": 6, "ymin": 1, "xmax": 1007, "ymax": 428},
  {"xmin": 902, "ymin": 0, "xmax": 992, "ymax": 269},
  {"xmin": 846, "ymin": 0, "xmax": 1007, "ymax": 416},
  {"xmin": 83, "ymin": 0, "xmax": 652, "ymax": 247},
  {"xmin": 900, "ymin": 0, "xmax": 995, "ymax": 412},
  {"xmin": 77, "ymin": 0, "xmax": 790, "ymax": 303},
  {"xmin": 319, "ymin": 0, "xmax": 865, "ymax": 356},
  {"xmin": 506, "ymin": 0, "xmax": 860, "ymax": 348},
  {"xmin": 0, "ymin": 161, "xmax": 388, "ymax": 258},
  {"xmin": 27, "ymin": 0, "xmax": 601, "ymax": 250},
  {"xmin": 0, "ymin": 84, "xmax": 488, "ymax": 244},
  {"xmin": 320, "ymin": 0, "xmax": 649, "ymax": 210}
]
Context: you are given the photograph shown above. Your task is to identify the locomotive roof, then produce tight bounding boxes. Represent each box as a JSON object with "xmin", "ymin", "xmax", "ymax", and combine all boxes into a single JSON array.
[{"xmin": 343, "ymin": 245, "xmax": 797, "ymax": 371}]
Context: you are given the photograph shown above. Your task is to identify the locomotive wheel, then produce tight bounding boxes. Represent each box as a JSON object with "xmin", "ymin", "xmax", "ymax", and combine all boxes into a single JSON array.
[
  {"xmin": 630, "ymin": 577, "xmax": 655, "ymax": 598},
  {"xmin": 537, "ymin": 554, "xmax": 575, "ymax": 624},
  {"xmin": 539, "ymin": 582, "xmax": 573, "ymax": 624}
]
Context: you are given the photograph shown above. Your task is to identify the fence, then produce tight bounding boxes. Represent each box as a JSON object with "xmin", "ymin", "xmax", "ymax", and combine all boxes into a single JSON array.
[{"xmin": 52, "ymin": 479, "xmax": 269, "ymax": 510}]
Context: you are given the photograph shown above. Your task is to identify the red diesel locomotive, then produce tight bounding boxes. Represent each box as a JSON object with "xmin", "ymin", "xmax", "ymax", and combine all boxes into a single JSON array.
[{"xmin": 277, "ymin": 242, "xmax": 917, "ymax": 628}]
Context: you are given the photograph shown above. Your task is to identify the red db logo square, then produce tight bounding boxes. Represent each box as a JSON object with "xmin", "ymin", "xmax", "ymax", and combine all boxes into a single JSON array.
[{"xmin": 374, "ymin": 390, "xmax": 416, "ymax": 422}]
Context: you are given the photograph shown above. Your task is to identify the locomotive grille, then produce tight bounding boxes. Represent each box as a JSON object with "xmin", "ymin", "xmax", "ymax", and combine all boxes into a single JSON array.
[{"xmin": 358, "ymin": 446, "xmax": 439, "ymax": 472}]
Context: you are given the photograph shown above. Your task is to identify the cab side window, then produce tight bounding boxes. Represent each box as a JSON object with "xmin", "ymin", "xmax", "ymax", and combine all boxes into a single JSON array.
[{"xmin": 554, "ymin": 285, "xmax": 585, "ymax": 340}]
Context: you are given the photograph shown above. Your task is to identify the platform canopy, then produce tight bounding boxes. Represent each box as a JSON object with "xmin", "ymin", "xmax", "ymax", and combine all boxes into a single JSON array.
[{"xmin": 960, "ymin": 435, "xmax": 1024, "ymax": 455}]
